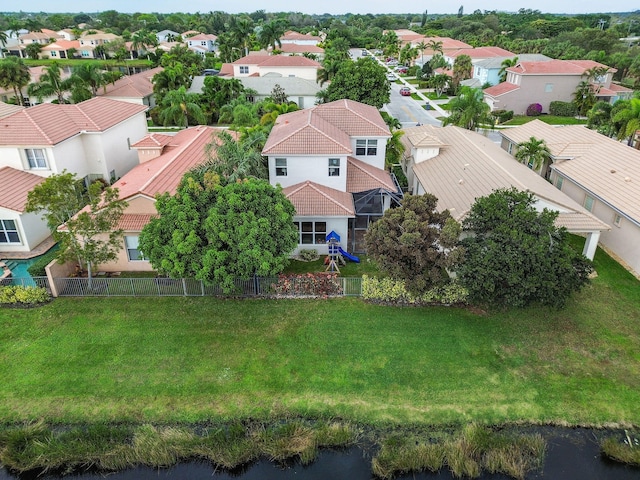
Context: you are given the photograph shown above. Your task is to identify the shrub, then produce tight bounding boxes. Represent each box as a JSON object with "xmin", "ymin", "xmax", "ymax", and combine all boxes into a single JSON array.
[
  {"xmin": 271, "ymin": 273, "xmax": 342, "ymax": 296},
  {"xmin": 0, "ymin": 286, "xmax": 51, "ymax": 306},
  {"xmin": 297, "ymin": 249, "xmax": 318, "ymax": 262},
  {"xmin": 549, "ymin": 101, "xmax": 578, "ymax": 117},
  {"xmin": 362, "ymin": 275, "xmax": 468, "ymax": 305},
  {"xmin": 27, "ymin": 249, "xmax": 59, "ymax": 277},
  {"xmin": 526, "ymin": 103, "xmax": 543, "ymax": 116},
  {"xmin": 492, "ymin": 110, "xmax": 513, "ymax": 124}
]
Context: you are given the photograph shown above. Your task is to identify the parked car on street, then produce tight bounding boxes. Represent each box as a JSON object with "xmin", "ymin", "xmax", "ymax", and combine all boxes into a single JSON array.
[
  {"xmin": 386, "ymin": 58, "xmax": 398, "ymax": 66},
  {"xmin": 387, "ymin": 73, "xmax": 398, "ymax": 81},
  {"xmin": 399, "ymin": 87, "xmax": 411, "ymax": 96},
  {"xmin": 394, "ymin": 66, "xmax": 408, "ymax": 74}
]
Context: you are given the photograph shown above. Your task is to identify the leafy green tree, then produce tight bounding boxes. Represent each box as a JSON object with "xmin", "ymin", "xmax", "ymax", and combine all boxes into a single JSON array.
[
  {"xmin": 515, "ymin": 136, "xmax": 551, "ymax": 173},
  {"xmin": 443, "ymin": 86, "xmax": 493, "ymax": 131},
  {"xmin": 25, "ymin": 42, "xmax": 42, "ymax": 59},
  {"xmin": 612, "ymin": 97, "xmax": 640, "ymax": 146},
  {"xmin": 384, "ymin": 129, "xmax": 405, "ymax": 170},
  {"xmin": 158, "ymin": 86, "xmax": 206, "ymax": 128},
  {"xmin": 0, "ymin": 56, "xmax": 30, "ymax": 105},
  {"xmin": 68, "ymin": 62, "xmax": 121, "ymax": 101},
  {"xmin": 27, "ymin": 61, "xmax": 70, "ymax": 104},
  {"xmin": 152, "ymin": 62, "xmax": 192, "ymax": 103},
  {"xmin": 199, "ymin": 76, "xmax": 245, "ymax": 123},
  {"xmin": 458, "ymin": 188, "xmax": 593, "ymax": 308},
  {"xmin": 573, "ymin": 80, "xmax": 597, "ymax": 116},
  {"xmin": 0, "ymin": 30, "xmax": 8, "ymax": 58},
  {"xmin": 429, "ymin": 73, "xmax": 450, "ymax": 97},
  {"xmin": 259, "ymin": 101, "xmax": 298, "ymax": 127},
  {"xmin": 364, "ymin": 193, "xmax": 462, "ymax": 294},
  {"xmin": 257, "ymin": 19, "xmax": 286, "ymax": 50},
  {"xmin": 139, "ymin": 174, "xmax": 297, "ymax": 293},
  {"xmin": 27, "ymin": 172, "xmax": 127, "ymax": 285},
  {"xmin": 586, "ymin": 101, "xmax": 614, "ymax": 136},
  {"xmin": 325, "ymin": 57, "xmax": 390, "ymax": 109}
]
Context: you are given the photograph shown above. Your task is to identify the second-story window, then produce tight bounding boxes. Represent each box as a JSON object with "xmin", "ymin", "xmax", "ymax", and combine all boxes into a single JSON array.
[
  {"xmin": 239, "ymin": 66, "xmax": 249, "ymax": 74},
  {"xmin": 356, "ymin": 139, "xmax": 377, "ymax": 156},
  {"xmin": 328, "ymin": 158, "xmax": 340, "ymax": 176},
  {"xmin": 275, "ymin": 158, "xmax": 287, "ymax": 176},
  {"xmin": 25, "ymin": 148, "xmax": 47, "ymax": 169}
]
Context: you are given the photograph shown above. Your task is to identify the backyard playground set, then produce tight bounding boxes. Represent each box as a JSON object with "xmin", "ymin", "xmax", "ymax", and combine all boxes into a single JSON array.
[{"xmin": 324, "ymin": 231, "xmax": 359, "ymax": 273}]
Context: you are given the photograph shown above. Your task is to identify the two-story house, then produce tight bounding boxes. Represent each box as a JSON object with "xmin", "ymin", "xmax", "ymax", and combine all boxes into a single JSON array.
[
  {"xmin": 224, "ymin": 54, "xmax": 322, "ymax": 81},
  {"xmin": 262, "ymin": 99, "xmax": 402, "ymax": 254},
  {"xmin": 0, "ymin": 98, "xmax": 148, "ymax": 255},
  {"xmin": 78, "ymin": 32, "xmax": 119, "ymax": 59},
  {"xmin": 501, "ymin": 119, "xmax": 640, "ymax": 277},
  {"xmin": 401, "ymin": 124, "xmax": 609, "ymax": 263},
  {"xmin": 483, "ymin": 59, "xmax": 633, "ymax": 114},
  {"xmin": 185, "ymin": 33, "xmax": 218, "ymax": 56},
  {"xmin": 471, "ymin": 54, "xmax": 551, "ymax": 87}
]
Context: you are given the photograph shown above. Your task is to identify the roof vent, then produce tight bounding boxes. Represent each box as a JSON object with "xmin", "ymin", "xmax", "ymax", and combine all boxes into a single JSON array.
[
  {"xmin": 458, "ymin": 179, "xmax": 464, "ymax": 184},
  {"xmin": 610, "ymin": 169, "xmax": 616, "ymax": 174},
  {"xmin": 624, "ymin": 176, "xmax": 632, "ymax": 182}
]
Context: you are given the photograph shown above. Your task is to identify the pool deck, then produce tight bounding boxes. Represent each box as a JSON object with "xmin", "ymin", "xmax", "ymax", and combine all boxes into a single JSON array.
[{"xmin": 0, "ymin": 236, "xmax": 57, "ymax": 260}]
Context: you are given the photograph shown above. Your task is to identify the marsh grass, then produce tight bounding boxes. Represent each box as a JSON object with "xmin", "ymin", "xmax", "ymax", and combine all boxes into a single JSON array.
[
  {"xmin": 0, "ymin": 420, "xmax": 357, "ymax": 474},
  {"xmin": 371, "ymin": 424, "xmax": 545, "ymax": 479},
  {"xmin": 601, "ymin": 433, "xmax": 640, "ymax": 466}
]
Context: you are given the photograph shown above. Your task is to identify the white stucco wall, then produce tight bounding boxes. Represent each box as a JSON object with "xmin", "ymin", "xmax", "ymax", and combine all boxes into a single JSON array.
[
  {"xmin": 0, "ymin": 208, "xmax": 50, "ymax": 252},
  {"xmin": 259, "ymin": 66, "xmax": 318, "ymax": 81},
  {"xmin": 290, "ymin": 216, "xmax": 350, "ymax": 256},
  {"xmin": 268, "ymin": 155, "xmax": 348, "ymax": 191},
  {"xmin": 349, "ymin": 137, "xmax": 388, "ymax": 170}
]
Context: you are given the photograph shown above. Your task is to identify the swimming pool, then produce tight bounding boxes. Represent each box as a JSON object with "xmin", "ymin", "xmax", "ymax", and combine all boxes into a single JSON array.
[{"xmin": 1, "ymin": 246, "xmax": 58, "ymax": 286}]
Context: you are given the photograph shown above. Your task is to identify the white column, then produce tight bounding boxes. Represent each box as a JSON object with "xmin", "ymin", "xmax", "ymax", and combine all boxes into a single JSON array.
[{"xmin": 582, "ymin": 231, "xmax": 601, "ymax": 260}]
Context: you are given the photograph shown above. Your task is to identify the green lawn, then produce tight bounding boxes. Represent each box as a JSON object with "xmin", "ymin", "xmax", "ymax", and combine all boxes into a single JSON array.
[
  {"xmin": 502, "ymin": 115, "xmax": 588, "ymax": 126},
  {"xmin": 0, "ymin": 246, "xmax": 638, "ymax": 427}
]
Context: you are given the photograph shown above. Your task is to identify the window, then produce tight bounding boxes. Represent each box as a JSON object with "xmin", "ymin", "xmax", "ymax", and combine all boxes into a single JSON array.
[
  {"xmin": 613, "ymin": 214, "xmax": 622, "ymax": 227},
  {"xmin": 81, "ymin": 50, "xmax": 91, "ymax": 57},
  {"xmin": 555, "ymin": 176, "xmax": 563, "ymax": 190},
  {"xmin": 328, "ymin": 158, "xmax": 340, "ymax": 176},
  {"xmin": 545, "ymin": 83, "xmax": 554, "ymax": 93},
  {"xmin": 294, "ymin": 221, "xmax": 327, "ymax": 245},
  {"xmin": 109, "ymin": 170, "xmax": 116, "ymax": 184},
  {"xmin": 25, "ymin": 148, "xmax": 47, "ymax": 169},
  {"xmin": 356, "ymin": 139, "xmax": 377, "ymax": 156},
  {"xmin": 239, "ymin": 65, "xmax": 249, "ymax": 74},
  {"xmin": 275, "ymin": 158, "xmax": 287, "ymax": 176},
  {"xmin": 201, "ymin": 41, "xmax": 207, "ymax": 46},
  {"xmin": 125, "ymin": 236, "xmax": 146, "ymax": 261},
  {"xmin": 584, "ymin": 195, "xmax": 595, "ymax": 212},
  {"xmin": 50, "ymin": 51, "xmax": 57, "ymax": 57},
  {"xmin": 0, "ymin": 220, "xmax": 20, "ymax": 244},
  {"xmin": 507, "ymin": 142, "xmax": 513, "ymax": 154}
]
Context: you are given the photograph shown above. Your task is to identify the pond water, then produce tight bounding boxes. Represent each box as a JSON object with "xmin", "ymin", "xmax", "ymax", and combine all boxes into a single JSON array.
[{"xmin": 2, "ymin": 427, "xmax": 638, "ymax": 480}]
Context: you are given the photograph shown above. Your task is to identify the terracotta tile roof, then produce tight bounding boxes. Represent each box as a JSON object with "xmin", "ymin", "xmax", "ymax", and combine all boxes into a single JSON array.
[
  {"xmin": 100, "ymin": 66, "xmax": 162, "ymax": 99},
  {"xmin": 504, "ymin": 120, "xmax": 640, "ymax": 224},
  {"xmin": 448, "ymin": 46, "xmax": 514, "ymax": 59},
  {"xmin": 0, "ymin": 97, "xmax": 148, "ymax": 146},
  {"xmin": 116, "ymin": 213, "xmax": 157, "ymax": 231},
  {"xmin": 0, "ymin": 167, "xmax": 44, "ymax": 212},
  {"xmin": 281, "ymin": 31, "xmax": 321, "ymax": 42},
  {"xmin": 262, "ymin": 100, "xmax": 390, "ymax": 156},
  {"xmin": 346, "ymin": 157, "xmax": 396, "ymax": 192},
  {"xmin": 113, "ymin": 126, "xmax": 234, "ymax": 200},
  {"xmin": 597, "ymin": 83, "xmax": 633, "ymax": 96},
  {"xmin": 508, "ymin": 59, "xmax": 612, "ymax": 76},
  {"xmin": 409, "ymin": 36, "xmax": 473, "ymax": 51},
  {"xmin": 41, "ymin": 40, "xmax": 80, "ymax": 51},
  {"xmin": 483, "ymin": 82, "xmax": 520, "ymax": 96},
  {"xmin": 283, "ymin": 181, "xmax": 355, "ymax": 216},
  {"xmin": 187, "ymin": 33, "xmax": 217, "ymax": 41},
  {"xmin": 218, "ymin": 63, "xmax": 234, "ymax": 76},
  {"xmin": 434, "ymin": 67, "xmax": 453, "ymax": 77},
  {"xmin": 408, "ymin": 125, "xmax": 608, "ymax": 232},
  {"xmin": 131, "ymin": 133, "xmax": 174, "ymax": 148},
  {"xmin": 231, "ymin": 54, "xmax": 321, "ymax": 68},
  {"xmin": 606, "ymin": 83, "xmax": 633, "ymax": 93}
]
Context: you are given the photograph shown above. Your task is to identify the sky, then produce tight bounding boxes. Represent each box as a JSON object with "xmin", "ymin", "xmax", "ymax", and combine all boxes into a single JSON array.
[{"xmin": 16, "ymin": 1, "xmax": 637, "ymax": 16}]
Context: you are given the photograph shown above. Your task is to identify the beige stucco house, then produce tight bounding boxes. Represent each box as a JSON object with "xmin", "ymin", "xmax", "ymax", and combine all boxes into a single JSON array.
[
  {"xmin": 98, "ymin": 66, "xmax": 162, "ymax": 107},
  {"xmin": 501, "ymin": 120, "xmax": 640, "ymax": 277},
  {"xmin": 401, "ymin": 124, "xmax": 609, "ymax": 261},
  {"xmin": 483, "ymin": 59, "xmax": 633, "ymax": 114},
  {"xmin": 223, "ymin": 54, "xmax": 322, "ymax": 81}
]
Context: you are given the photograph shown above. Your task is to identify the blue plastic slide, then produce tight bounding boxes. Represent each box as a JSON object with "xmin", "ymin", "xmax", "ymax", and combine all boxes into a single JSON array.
[{"xmin": 338, "ymin": 247, "xmax": 360, "ymax": 263}]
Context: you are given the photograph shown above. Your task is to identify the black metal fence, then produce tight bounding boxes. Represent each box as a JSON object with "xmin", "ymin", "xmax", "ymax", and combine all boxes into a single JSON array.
[{"xmin": 49, "ymin": 276, "xmax": 363, "ymax": 297}]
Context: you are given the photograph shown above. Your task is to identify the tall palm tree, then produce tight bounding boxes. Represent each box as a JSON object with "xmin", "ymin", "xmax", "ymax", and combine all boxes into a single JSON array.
[
  {"xmin": 229, "ymin": 16, "xmax": 254, "ymax": 57},
  {"xmin": 442, "ymin": 86, "xmax": 493, "ymax": 131},
  {"xmin": 573, "ymin": 81, "xmax": 597, "ymax": 116},
  {"xmin": 258, "ymin": 19, "xmax": 286, "ymax": 51},
  {"xmin": 385, "ymin": 129, "xmax": 405, "ymax": 170},
  {"xmin": 416, "ymin": 40, "xmax": 428, "ymax": 65},
  {"xmin": 515, "ymin": 136, "xmax": 551, "ymax": 173},
  {"xmin": 158, "ymin": 86, "xmax": 205, "ymax": 128},
  {"xmin": 452, "ymin": 54, "xmax": 473, "ymax": 91},
  {"xmin": 199, "ymin": 130, "xmax": 267, "ymax": 183},
  {"xmin": 317, "ymin": 57, "xmax": 343, "ymax": 86},
  {"xmin": 68, "ymin": 62, "xmax": 121, "ymax": 101},
  {"xmin": 25, "ymin": 43, "xmax": 42, "ymax": 59},
  {"xmin": 0, "ymin": 56, "xmax": 30, "ymax": 105},
  {"xmin": 259, "ymin": 102, "xmax": 299, "ymax": 127},
  {"xmin": 0, "ymin": 31, "xmax": 8, "ymax": 59},
  {"xmin": 27, "ymin": 61, "xmax": 70, "ymax": 104},
  {"xmin": 498, "ymin": 56, "xmax": 518, "ymax": 83},
  {"xmin": 426, "ymin": 39, "xmax": 443, "ymax": 56}
]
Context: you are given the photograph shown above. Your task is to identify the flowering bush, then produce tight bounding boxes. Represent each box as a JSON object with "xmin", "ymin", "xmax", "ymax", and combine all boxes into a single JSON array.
[
  {"xmin": 362, "ymin": 275, "xmax": 468, "ymax": 305},
  {"xmin": 526, "ymin": 103, "xmax": 543, "ymax": 116},
  {"xmin": 271, "ymin": 273, "xmax": 342, "ymax": 296},
  {"xmin": 0, "ymin": 286, "xmax": 51, "ymax": 306}
]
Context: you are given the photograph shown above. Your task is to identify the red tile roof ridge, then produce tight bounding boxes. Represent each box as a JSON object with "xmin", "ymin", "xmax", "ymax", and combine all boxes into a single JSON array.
[{"xmin": 286, "ymin": 180, "xmax": 354, "ymax": 214}]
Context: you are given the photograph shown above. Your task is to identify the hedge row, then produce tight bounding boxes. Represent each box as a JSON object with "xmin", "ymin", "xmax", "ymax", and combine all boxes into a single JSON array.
[
  {"xmin": 362, "ymin": 275, "xmax": 468, "ymax": 305},
  {"xmin": 0, "ymin": 286, "xmax": 51, "ymax": 305}
]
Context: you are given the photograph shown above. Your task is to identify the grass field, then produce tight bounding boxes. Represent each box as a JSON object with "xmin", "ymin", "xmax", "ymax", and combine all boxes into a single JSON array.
[{"xmin": 0, "ymin": 246, "xmax": 638, "ymax": 427}]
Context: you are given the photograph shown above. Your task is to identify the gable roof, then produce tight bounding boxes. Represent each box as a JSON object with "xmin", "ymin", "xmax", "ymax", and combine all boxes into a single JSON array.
[
  {"xmin": 407, "ymin": 125, "xmax": 609, "ymax": 232},
  {"xmin": 502, "ymin": 120, "xmax": 640, "ymax": 224},
  {"xmin": 474, "ymin": 54, "xmax": 551, "ymax": 69},
  {"xmin": 448, "ymin": 46, "xmax": 514, "ymax": 59},
  {"xmin": 0, "ymin": 167, "xmax": 45, "ymax": 212},
  {"xmin": 0, "ymin": 97, "xmax": 148, "ymax": 146},
  {"xmin": 99, "ymin": 66, "xmax": 162, "ymax": 99},
  {"xmin": 232, "ymin": 54, "xmax": 322, "ymax": 68},
  {"xmin": 262, "ymin": 99, "xmax": 390, "ymax": 156},
  {"xmin": 114, "ymin": 126, "xmax": 232, "ymax": 200},
  {"xmin": 281, "ymin": 31, "xmax": 322, "ymax": 42},
  {"xmin": 508, "ymin": 59, "xmax": 613, "ymax": 76},
  {"xmin": 483, "ymin": 82, "xmax": 520, "ymax": 97},
  {"xmin": 283, "ymin": 181, "xmax": 355, "ymax": 216},
  {"xmin": 277, "ymin": 43, "xmax": 324, "ymax": 55}
]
